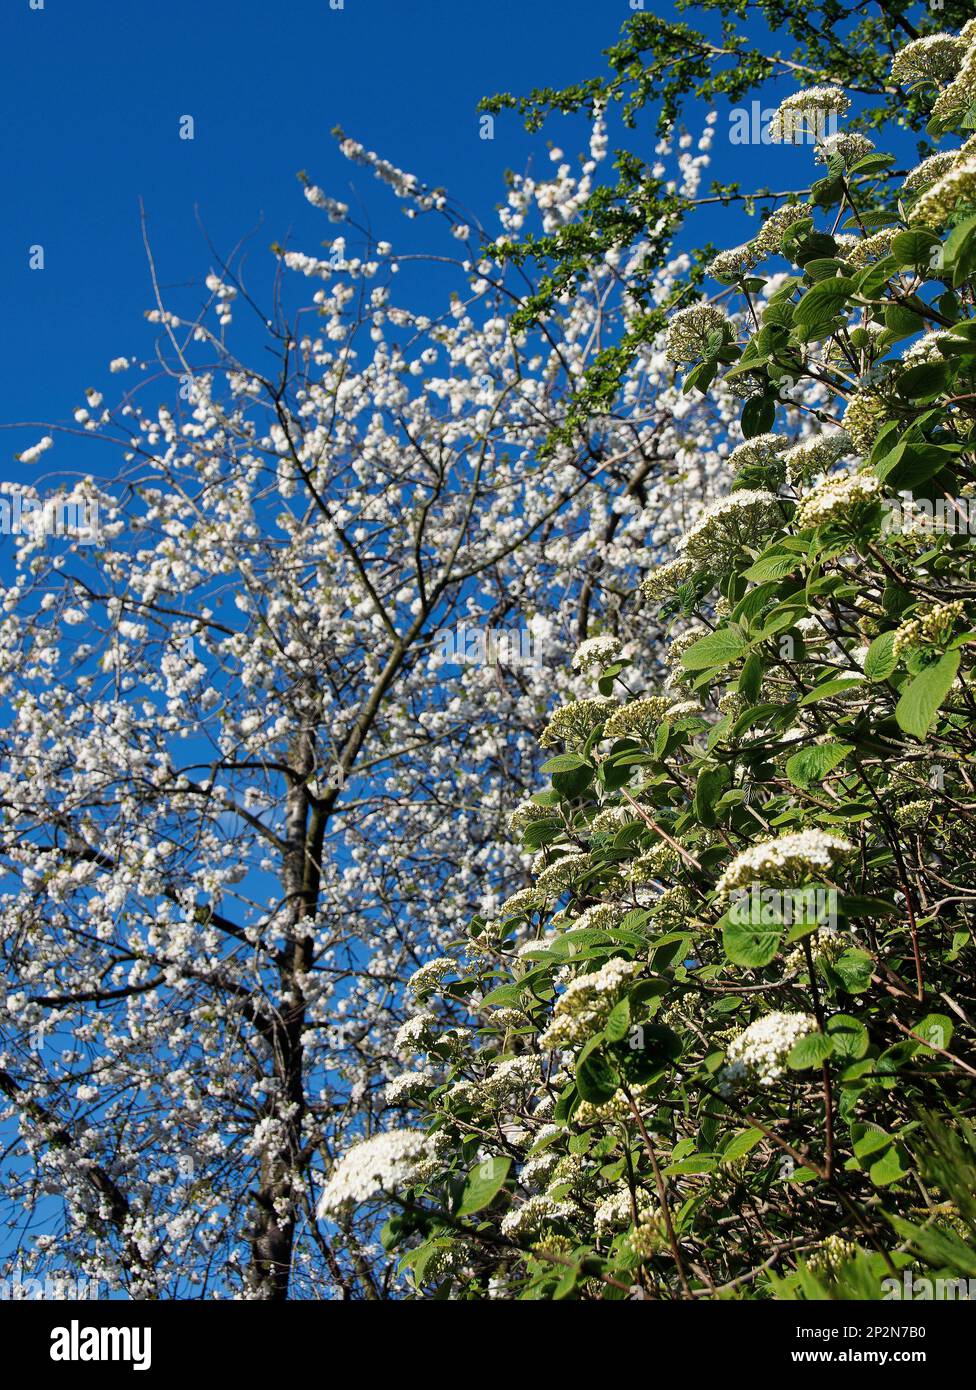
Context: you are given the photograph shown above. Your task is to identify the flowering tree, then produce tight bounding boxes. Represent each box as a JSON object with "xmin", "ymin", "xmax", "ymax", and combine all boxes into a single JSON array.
[
  {"xmin": 328, "ymin": 30, "xmax": 976, "ymax": 1300},
  {"xmin": 0, "ymin": 115, "xmax": 768, "ymax": 1299}
]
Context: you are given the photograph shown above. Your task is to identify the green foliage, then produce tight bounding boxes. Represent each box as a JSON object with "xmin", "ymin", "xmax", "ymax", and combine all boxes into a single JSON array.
[{"xmin": 361, "ymin": 19, "xmax": 976, "ymax": 1302}]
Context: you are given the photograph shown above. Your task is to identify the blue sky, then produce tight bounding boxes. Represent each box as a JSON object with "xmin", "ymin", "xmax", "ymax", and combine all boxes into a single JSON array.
[
  {"xmin": 2, "ymin": 0, "xmax": 919, "ymax": 457},
  {"xmin": 1, "ymin": 0, "xmax": 626, "ymax": 437}
]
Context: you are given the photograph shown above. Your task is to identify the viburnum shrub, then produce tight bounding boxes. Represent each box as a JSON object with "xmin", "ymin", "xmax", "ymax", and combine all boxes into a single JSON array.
[{"xmin": 319, "ymin": 33, "xmax": 976, "ymax": 1298}]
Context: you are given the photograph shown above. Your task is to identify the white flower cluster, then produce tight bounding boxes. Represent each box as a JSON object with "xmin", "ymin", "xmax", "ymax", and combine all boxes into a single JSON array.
[
  {"xmin": 17, "ymin": 436, "xmax": 53, "ymax": 465},
  {"xmin": 676, "ymin": 491, "xmax": 782, "ymax": 568},
  {"xmin": 902, "ymin": 151, "xmax": 960, "ymax": 194},
  {"xmin": 540, "ymin": 957, "xmax": 642, "ymax": 1050},
  {"xmin": 394, "ymin": 1012, "xmax": 438, "ymax": 1053},
  {"xmin": 891, "ymin": 599, "xmax": 966, "ymax": 659},
  {"xmin": 814, "ymin": 132, "xmax": 874, "ymax": 168},
  {"xmin": 317, "ymin": 1129, "xmax": 438, "ymax": 1215},
  {"xmin": 794, "ymin": 470, "xmax": 881, "ymax": 528},
  {"xmin": 508, "ymin": 802, "xmax": 559, "ymax": 837},
  {"xmin": 783, "ymin": 432, "xmax": 853, "ymax": 485},
  {"xmin": 602, "ymin": 694, "xmax": 670, "ymax": 741},
  {"xmin": 843, "ymin": 384, "xmax": 894, "ymax": 452},
  {"xmin": 913, "ymin": 158, "xmax": 976, "ymax": 227},
  {"xmin": 498, "ymin": 886, "xmax": 545, "ymax": 917},
  {"xmin": 901, "ymin": 331, "xmax": 954, "ymax": 367},
  {"xmin": 727, "ymin": 433, "xmax": 790, "ymax": 475},
  {"xmin": 590, "ymin": 805, "xmax": 640, "ymax": 835},
  {"xmin": 844, "ymin": 228, "xmax": 896, "ymax": 269},
  {"xmin": 640, "ymin": 556, "xmax": 694, "ymax": 601},
  {"xmin": 407, "ymin": 956, "xmax": 456, "ymax": 996},
  {"xmin": 723, "ymin": 1011, "xmax": 818, "ymax": 1087},
  {"xmin": 572, "ymin": 633, "xmax": 623, "ymax": 672},
  {"xmin": 540, "ymin": 698, "xmax": 617, "ymax": 750},
  {"xmin": 665, "ymin": 304, "xmax": 729, "ymax": 363},
  {"xmin": 807, "ymin": 1234, "xmax": 860, "ymax": 1281},
  {"xmin": 753, "ymin": 203, "xmax": 811, "ymax": 257},
  {"xmin": 716, "ymin": 831, "xmax": 853, "ymax": 899},
  {"xmin": 384, "ymin": 1070, "xmax": 434, "ymax": 1104},
  {"xmin": 767, "ymin": 87, "xmax": 851, "ymax": 144},
  {"xmin": 569, "ymin": 904, "xmax": 626, "ymax": 933},
  {"xmin": 534, "ymin": 851, "xmax": 594, "ymax": 896},
  {"xmin": 593, "ymin": 1185, "xmax": 657, "ymax": 1237},
  {"xmin": 931, "ymin": 24, "xmax": 976, "ymax": 123},
  {"xmin": 500, "ymin": 1193, "xmax": 575, "ymax": 1238},
  {"xmin": 892, "ymin": 33, "xmax": 967, "ymax": 86},
  {"xmin": 706, "ymin": 243, "xmax": 758, "ymax": 281}
]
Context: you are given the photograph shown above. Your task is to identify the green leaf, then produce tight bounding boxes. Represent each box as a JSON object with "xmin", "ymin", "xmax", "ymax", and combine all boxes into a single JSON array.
[
  {"xmin": 663, "ymin": 1155, "xmax": 718, "ymax": 1176},
  {"xmin": 541, "ymin": 753, "xmax": 589, "ymax": 774},
  {"xmin": 457, "ymin": 1156, "xmax": 511, "ymax": 1216},
  {"xmin": 722, "ymin": 1128, "xmax": 764, "ymax": 1163},
  {"xmin": 787, "ymin": 1031, "xmax": 833, "ymax": 1069},
  {"xmin": 743, "ymin": 550, "xmax": 802, "ymax": 582},
  {"xmin": 722, "ymin": 919, "xmax": 782, "ymax": 968},
  {"xmin": 891, "ymin": 230, "xmax": 941, "ymax": 269},
  {"xmin": 853, "ymin": 1125, "xmax": 893, "ymax": 1161},
  {"xmin": 884, "ymin": 302, "xmax": 928, "ymax": 339},
  {"xmin": 694, "ymin": 764, "xmax": 730, "ymax": 828},
  {"xmin": 604, "ymin": 997, "xmax": 631, "ymax": 1044},
  {"xmin": 683, "ymin": 358, "xmax": 718, "ymax": 395},
  {"xmin": 863, "ymin": 630, "xmax": 898, "ymax": 682},
  {"xmin": 848, "ymin": 153, "xmax": 896, "ymax": 176},
  {"xmin": 785, "ymin": 741, "xmax": 853, "ymax": 789},
  {"xmin": 797, "ymin": 677, "xmax": 863, "ymax": 705},
  {"xmin": 895, "ymin": 650, "xmax": 960, "ymax": 737},
  {"xmin": 896, "ymin": 362, "xmax": 950, "ymax": 403},
  {"xmin": 912, "ymin": 1013, "xmax": 953, "ymax": 1054},
  {"xmin": 681, "ymin": 627, "xmax": 751, "ymax": 671},
  {"xmin": 870, "ymin": 1143, "xmax": 910, "ymax": 1188},
  {"xmin": 738, "ymin": 651, "xmax": 763, "ymax": 703},
  {"xmin": 876, "ymin": 442, "xmax": 960, "ymax": 489},
  {"xmin": 741, "ymin": 394, "xmax": 776, "ymax": 438},
  {"xmin": 793, "ymin": 277, "xmax": 855, "ymax": 332},
  {"xmin": 838, "ymin": 895, "xmax": 896, "ymax": 919},
  {"xmin": 576, "ymin": 1052, "xmax": 620, "ymax": 1105},
  {"xmin": 826, "ymin": 1013, "xmax": 869, "ymax": 1060}
]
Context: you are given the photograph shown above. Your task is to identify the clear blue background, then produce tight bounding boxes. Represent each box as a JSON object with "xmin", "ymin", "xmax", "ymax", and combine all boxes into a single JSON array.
[
  {"xmin": 0, "ymin": 0, "xmax": 886, "ymax": 453},
  {"xmin": 1, "ymin": 0, "xmax": 631, "ymax": 438}
]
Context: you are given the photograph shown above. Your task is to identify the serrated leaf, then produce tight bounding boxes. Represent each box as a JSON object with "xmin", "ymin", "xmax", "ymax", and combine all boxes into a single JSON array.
[
  {"xmin": 863, "ymin": 630, "xmax": 898, "ymax": 682},
  {"xmin": 895, "ymin": 650, "xmax": 960, "ymax": 737},
  {"xmin": 797, "ymin": 677, "xmax": 863, "ymax": 705},
  {"xmin": 787, "ymin": 1031, "xmax": 833, "ymax": 1069},
  {"xmin": 785, "ymin": 741, "xmax": 853, "ymax": 789},
  {"xmin": 826, "ymin": 1013, "xmax": 869, "ymax": 1060},
  {"xmin": 604, "ymin": 997, "xmax": 631, "ymax": 1044},
  {"xmin": 457, "ymin": 1156, "xmax": 511, "ymax": 1216},
  {"xmin": 722, "ymin": 1127, "xmax": 764, "ymax": 1163},
  {"xmin": 681, "ymin": 627, "xmax": 751, "ymax": 671},
  {"xmin": 576, "ymin": 1052, "xmax": 620, "ymax": 1104},
  {"xmin": 722, "ymin": 920, "xmax": 782, "ymax": 968}
]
